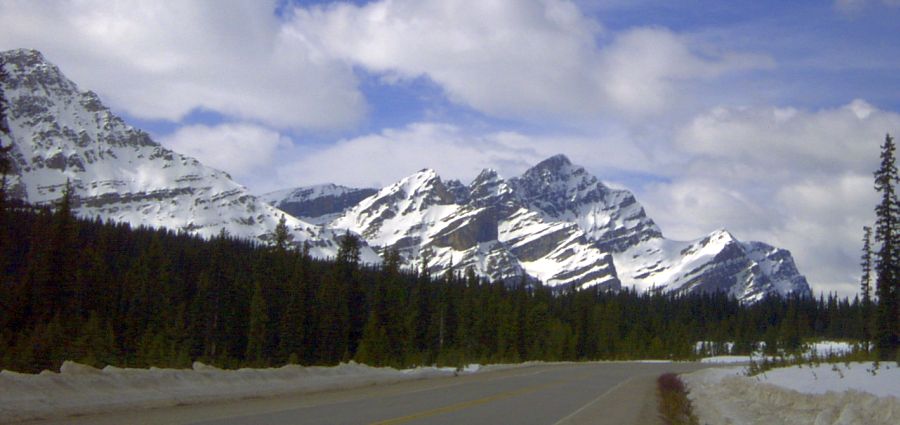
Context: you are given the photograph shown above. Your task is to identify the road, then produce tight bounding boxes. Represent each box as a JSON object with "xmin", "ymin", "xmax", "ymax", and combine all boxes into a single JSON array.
[{"xmin": 26, "ymin": 362, "xmax": 711, "ymax": 425}]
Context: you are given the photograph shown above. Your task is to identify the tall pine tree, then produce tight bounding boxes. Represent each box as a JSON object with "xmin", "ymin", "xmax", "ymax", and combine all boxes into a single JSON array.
[
  {"xmin": 245, "ymin": 281, "xmax": 269, "ymax": 365},
  {"xmin": 873, "ymin": 133, "xmax": 899, "ymax": 360},
  {"xmin": 860, "ymin": 225, "xmax": 873, "ymax": 351}
]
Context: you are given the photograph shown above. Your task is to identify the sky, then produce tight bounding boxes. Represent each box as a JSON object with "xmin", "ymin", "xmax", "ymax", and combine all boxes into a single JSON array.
[{"xmin": 2, "ymin": 0, "xmax": 899, "ymax": 296}]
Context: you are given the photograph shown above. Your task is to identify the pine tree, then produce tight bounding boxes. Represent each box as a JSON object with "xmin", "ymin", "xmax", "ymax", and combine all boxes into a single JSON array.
[
  {"xmin": 873, "ymin": 133, "xmax": 899, "ymax": 360},
  {"xmin": 860, "ymin": 225, "xmax": 874, "ymax": 351},
  {"xmin": 246, "ymin": 281, "xmax": 269, "ymax": 365},
  {"xmin": 278, "ymin": 263, "xmax": 307, "ymax": 363},
  {"xmin": 316, "ymin": 269, "xmax": 349, "ymax": 364},
  {"xmin": 272, "ymin": 214, "xmax": 291, "ymax": 252}
]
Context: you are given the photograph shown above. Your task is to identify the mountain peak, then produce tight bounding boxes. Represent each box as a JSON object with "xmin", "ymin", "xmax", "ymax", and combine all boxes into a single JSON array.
[
  {"xmin": 3, "ymin": 48, "xmax": 65, "ymax": 82},
  {"xmin": 3, "ymin": 48, "xmax": 45, "ymax": 61},
  {"xmin": 473, "ymin": 168, "xmax": 500, "ymax": 183},
  {"xmin": 534, "ymin": 154, "xmax": 572, "ymax": 171}
]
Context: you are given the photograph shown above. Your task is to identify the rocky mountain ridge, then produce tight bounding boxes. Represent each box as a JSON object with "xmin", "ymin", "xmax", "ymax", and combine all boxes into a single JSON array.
[
  {"xmin": 269, "ymin": 156, "xmax": 811, "ymax": 301},
  {"xmin": 0, "ymin": 48, "xmax": 357, "ymax": 259},
  {"xmin": 2, "ymin": 48, "xmax": 811, "ymax": 301}
]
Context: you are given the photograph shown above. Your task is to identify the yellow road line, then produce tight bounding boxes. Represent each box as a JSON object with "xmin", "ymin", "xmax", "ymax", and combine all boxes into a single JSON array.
[{"xmin": 369, "ymin": 379, "xmax": 571, "ymax": 425}]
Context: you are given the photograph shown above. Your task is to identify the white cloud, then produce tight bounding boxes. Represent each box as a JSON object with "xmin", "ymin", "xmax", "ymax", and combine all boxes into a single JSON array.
[
  {"xmin": 277, "ymin": 123, "xmax": 541, "ymax": 188},
  {"xmin": 287, "ymin": 0, "xmax": 772, "ymax": 122},
  {"xmin": 597, "ymin": 27, "xmax": 773, "ymax": 117},
  {"xmin": 676, "ymin": 100, "xmax": 897, "ymax": 179},
  {"xmin": 639, "ymin": 100, "xmax": 900, "ymax": 295},
  {"xmin": 274, "ymin": 121, "xmax": 657, "ymax": 190},
  {"xmin": 0, "ymin": 0, "xmax": 773, "ymax": 128},
  {"xmin": 641, "ymin": 179, "xmax": 773, "ymax": 241},
  {"xmin": 0, "ymin": 0, "xmax": 364, "ymax": 130},
  {"xmin": 160, "ymin": 123, "xmax": 291, "ymax": 185}
]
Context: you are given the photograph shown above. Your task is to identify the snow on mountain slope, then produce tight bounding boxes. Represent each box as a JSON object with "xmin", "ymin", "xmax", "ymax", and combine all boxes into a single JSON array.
[
  {"xmin": 613, "ymin": 229, "xmax": 811, "ymax": 301},
  {"xmin": 509, "ymin": 154, "xmax": 661, "ymax": 252},
  {"xmin": 328, "ymin": 167, "xmax": 620, "ymax": 290},
  {"xmin": 0, "ymin": 48, "xmax": 345, "ymax": 257},
  {"xmin": 313, "ymin": 155, "xmax": 807, "ymax": 298}
]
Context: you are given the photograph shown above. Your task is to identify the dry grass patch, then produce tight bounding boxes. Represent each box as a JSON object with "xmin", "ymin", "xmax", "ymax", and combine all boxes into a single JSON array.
[{"xmin": 657, "ymin": 373, "xmax": 698, "ymax": 425}]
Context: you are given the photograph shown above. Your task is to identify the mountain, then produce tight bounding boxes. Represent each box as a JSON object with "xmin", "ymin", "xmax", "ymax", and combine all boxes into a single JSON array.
[
  {"xmin": 325, "ymin": 168, "xmax": 620, "ymax": 289},
  {"xmin": 274, "ymin": 158, "xmax": 810, "ymax": 301},
  {"xmin": 0, "ymin": 48, "xmax": 351, "ymax": 258},
  {"xmin": 3, "ymin": 48, "xmax": 810, "ymax": 301}
]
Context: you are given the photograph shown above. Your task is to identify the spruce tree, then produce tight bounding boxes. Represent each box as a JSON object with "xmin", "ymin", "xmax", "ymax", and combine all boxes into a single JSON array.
[
  {"xmin": 272, "ymin": 214, "xmax": 291, "ymax": 252},
  {"xmin": 860, "ymin": 225, "xmax": 873, "ymax": 351},
  {"xmin": 873, "ymin": 133, "xmax": 899, "ymax": 360},
  {"xmin": 246, "ymin": 281, "xmax": 269, "ymax": 365}
]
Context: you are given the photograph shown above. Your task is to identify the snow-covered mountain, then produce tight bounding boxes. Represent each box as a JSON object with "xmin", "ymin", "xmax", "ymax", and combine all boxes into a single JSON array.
[
  {"xmin": 0, "ymin": 48, "xmax": 350, "ymax": 258},
  {"xmin": 325, "ymin": 167, "xmax": 620, "ymax": 289},
  {"xmin": 3, "ymin": 48, "xmax": 810, "ymax": 301},
  {"xmin": 270, "ymin": 157, "xmax": 811, "ymax": 300}
]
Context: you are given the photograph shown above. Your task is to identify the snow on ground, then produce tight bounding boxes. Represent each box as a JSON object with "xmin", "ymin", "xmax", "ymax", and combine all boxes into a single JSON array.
[
  {"xmin": 684, "ymin": 362, "xmax": 900, "ymax": 425},
  {"xmin": 0, "ymin": 361, "xmax": 512, "ymax": 423},
  {"xmin": 696, "ymin": 340, "xmax": 857, "ymax": 364}
]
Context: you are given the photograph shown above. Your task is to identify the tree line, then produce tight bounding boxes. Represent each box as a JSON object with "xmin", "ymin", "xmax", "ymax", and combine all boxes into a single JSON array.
[{"xmin": 0, "ymin": 195, "xmax": 883, "ymax": 373}]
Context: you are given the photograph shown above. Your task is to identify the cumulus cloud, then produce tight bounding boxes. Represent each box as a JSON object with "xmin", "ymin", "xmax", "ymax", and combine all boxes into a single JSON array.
[
  {"xmin": 287, "ymin": 0, "xmax": 772, "ymax": 121},
  {"xmin": 275, "ymin": 121, "xmax": 653, "ymax": 189},
  {"xmin": 639, "ymin": 100, "xmax": 900, "ymax": 295},
  {"xmin": 0, "ymin": 0, "xmax": 773, "ymax": 128},
  {"xmin": 0, "ymin": 0, "xmax": 364, "ymax": 129},
  {"xmin": 677, "ymin": 100, "xmax": 895, "ymax": 179},
  {"xmin": 160, "ymin": 123, "xmax": 291, "ymax": 185}
]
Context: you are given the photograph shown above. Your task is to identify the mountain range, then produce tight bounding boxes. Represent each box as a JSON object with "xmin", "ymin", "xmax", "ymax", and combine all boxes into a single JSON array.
[{"xmin": 0, "ymin": 48, "xmax": 811, "ymax": 302}]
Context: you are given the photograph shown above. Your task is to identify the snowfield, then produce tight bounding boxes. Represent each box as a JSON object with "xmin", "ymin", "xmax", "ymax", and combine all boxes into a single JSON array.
[
  {"xmin": 684, "ymin": 362, "xmax": 900, "ymax": 425},
  {"xmin": 0, "ymin": 361, "xmax": 506, "ymax": 423}
]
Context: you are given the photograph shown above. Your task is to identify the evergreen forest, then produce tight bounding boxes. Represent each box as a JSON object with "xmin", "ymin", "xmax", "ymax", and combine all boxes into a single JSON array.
[{"xmin": 0, "ymin": 195, "xmax": 879, "ymax": 373}]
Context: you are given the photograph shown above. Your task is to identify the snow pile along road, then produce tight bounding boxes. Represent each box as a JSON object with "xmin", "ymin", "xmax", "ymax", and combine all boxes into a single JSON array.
[
  {"xmin": 0, "ymin": 361, "xmax": 498, "ymax": 423},
  {"xmin": 697, "ymin": 340, "xmax": 857, "ymax": 364},
  {"xmin": 684, "ymin": 362, "xmax": 900, "ymax": 425}
]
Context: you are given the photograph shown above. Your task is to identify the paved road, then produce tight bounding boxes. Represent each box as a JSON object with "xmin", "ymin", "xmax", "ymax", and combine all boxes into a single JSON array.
[{"xmin": 29, "ymin": 362, "xmax": 710, "ymax": 425}]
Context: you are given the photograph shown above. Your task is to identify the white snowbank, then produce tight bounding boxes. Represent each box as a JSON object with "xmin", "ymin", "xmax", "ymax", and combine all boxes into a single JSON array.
[
  {"xmin": 684, "ymin": 362, "xmax": 900, "ymax": 425},
  {"xmin": 697, "ymin": 340, "xmax": 858, "ymax": 364},
  {"xmin": 700, "ymin": 355, "xmax": 755, "ymax": 364},
  {"xmin": 0, "ymin": 361, "xmax": 507, "ymax": 423}
]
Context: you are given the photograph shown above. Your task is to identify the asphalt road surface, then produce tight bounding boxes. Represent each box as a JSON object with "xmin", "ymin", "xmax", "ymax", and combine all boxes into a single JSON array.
[{"xmin": 27, "ymin": 362, "xmax": 712, "ymax": 425}]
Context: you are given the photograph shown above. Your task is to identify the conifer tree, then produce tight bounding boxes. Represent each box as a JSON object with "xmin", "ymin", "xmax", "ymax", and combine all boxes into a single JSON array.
[
  {"xmin": 873, "ymin": 133, "xmax": 899, "ymax": 360},
  {"xmin": 246, "ymin": 281, "xmax": 269, "ymax": 365},
  {"xmin": 316, "ymin": 269, "xmax": 349, "ymax": 364},
  {"xmin": 278, "ymin": 264, "xmax": 307, "ymax": 363},
  {"xmin": 860, "ymin": 225, "xmax": 873, "ymax": 351},
  {"xmin": 336, "ymin": 231, "xmax": 364, "ymax": 357},
  {"xmin": 272, "ymin": 214, "xmax": 291, "ymax": 252}
]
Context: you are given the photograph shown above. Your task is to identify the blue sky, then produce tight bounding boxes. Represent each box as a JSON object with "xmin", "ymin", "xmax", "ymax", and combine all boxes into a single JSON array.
[{"xmin": 1, "ymin": 0, "xmax": 899, "ymax": 295}]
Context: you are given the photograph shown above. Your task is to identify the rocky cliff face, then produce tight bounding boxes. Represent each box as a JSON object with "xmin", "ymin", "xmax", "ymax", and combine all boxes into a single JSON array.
[
  {"xmin": 272, "ymin": 159, "xmax": 811, "ymax": 300},
  {"xmin": 0, "ymin": 48, "xmax": 352, "ymax": 258}
]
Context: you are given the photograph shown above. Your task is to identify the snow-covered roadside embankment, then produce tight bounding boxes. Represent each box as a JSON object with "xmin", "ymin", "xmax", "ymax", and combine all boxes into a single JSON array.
[
  {"xmin": 0, "ymin": 361, "xmax": 498, "ymax": 423},
  {"xmin": 684, "ymin": 362, "xmax": 900, "ymax": 425}
]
